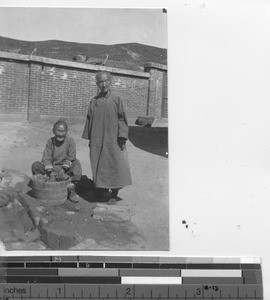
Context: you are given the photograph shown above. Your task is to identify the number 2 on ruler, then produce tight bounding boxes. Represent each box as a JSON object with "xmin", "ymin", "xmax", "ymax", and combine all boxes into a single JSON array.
[{"xmin": 125, "ymin": 288, "xmax": 131, "ymax": 296}]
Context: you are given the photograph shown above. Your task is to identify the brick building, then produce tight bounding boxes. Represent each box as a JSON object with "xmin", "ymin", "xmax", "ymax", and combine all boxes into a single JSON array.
[{"xmin": 0, "ymin": 51, "xmax": 167, "ymax": 124}]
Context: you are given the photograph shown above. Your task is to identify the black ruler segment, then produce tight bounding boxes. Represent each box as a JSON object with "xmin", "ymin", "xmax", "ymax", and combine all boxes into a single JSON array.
[
  {"xmin": 185, "ymin": 264, "xmax": 214, "ymax": 269},
  {"xmin": 26, "ymin": 262, "xmax": 52, "ymax": 268},
  {"xmin": 133, "ymin": 263, "xmax": 160, "ymax": 269},
  {"xmin": 79, "ymin": 263, "xmax": 104, "ymax": 268},
  {"xmin": 241, "ymin": 263, "xmax": 261, "ymax": 269},
  {"xmin": 212, "ymin": 263, "xmax": 241, "ymax": 269},
  {"xmin": 5, "ymin": 276, "xmax": 59, "ymax": 283},
  {"xmin": 105, "ymin": 263, "xmax": 133, "ymax": 268},
  {"xmin": 0, "ymin": 256, "xmax": 263, "ymax": 299},
  {"xmin": 6, "ymin": 268, "xmax": 58, "ymax": 276},
  {"xmin": 59, "ymin": 277, "xmax": 122, "ymax": 284},
  {"xmin": 2, "ymin": 263, "xmax": 25, "ymax": 268},
  {"xmin": 50, "ymin": 262, "xmax": 77, "ymax": 268},
  {"xmin": 25, "ymin": 262, "xmax": 78, "ymax": 268},
  {"xmin": 159, "ymin": 263, "xmax": 185, "ymax": 269}
]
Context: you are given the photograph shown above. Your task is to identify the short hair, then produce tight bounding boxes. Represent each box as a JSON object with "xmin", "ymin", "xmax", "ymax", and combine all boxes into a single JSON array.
[
  {"xmin": 53, "ymin": 119, "xmax": 68, "ymax": 133},
  {"xmin": 95, "ymin": 71, "xmax": 112, "ymax": 82}
]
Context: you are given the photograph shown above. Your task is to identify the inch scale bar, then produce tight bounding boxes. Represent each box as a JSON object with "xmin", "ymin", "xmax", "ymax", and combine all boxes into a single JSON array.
[
  {"xmin": 0, "ymin": 283, "xmax": 263, "ymax": 299},
  {"xmin": 0, "ymin": 256, "xmax": 263, "ymax": 300}
]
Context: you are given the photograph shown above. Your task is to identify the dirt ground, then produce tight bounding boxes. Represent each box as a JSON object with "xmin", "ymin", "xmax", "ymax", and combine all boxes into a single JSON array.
[{"xmin": 0, "ymin": 120, "xmax": 169, "ymax": 251}]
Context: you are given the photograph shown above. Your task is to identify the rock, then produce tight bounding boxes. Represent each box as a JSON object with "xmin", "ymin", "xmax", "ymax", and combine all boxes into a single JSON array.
[
  {"xmin": 69, "ymin": 238, "xmax": 99, "ymax": 249},
  {"xmin": 16, "ymin": 207, "xmax": 35, "ymax": 231},
  {"xmin": 4, "ymin": 198, "xmax": 35, "ymax": 231},
  {"xmin": 41, "ymin": 218, "xmax": 49, "ymax": 224},
  {"xmin": 5, "ymin": 201, "xmax": 13, "ymax": 210},
  {"xmin": 66, "ymin": 211, "xmax": 75, "ymax": 215},
  {"xmin": 135, "ymin": 116, "xmax": 155, "ymax": 127},
  {"xmin": 92, "ymin": 203, "xmax": 132, "ymax": 222},
  {"xmin": 24, "ymin": 229, "xmax": 40, "ymax": 243},
  {"xmin": 0, "ymin": 187, "xmax": 19, "ymax": 202},
  {"xmin": 18, "ymin": 193, "xmax": 44, "ymax": 227},
  {"xmin": 36, "ymin": 206, "xmax": 45, "ymax": 213},
  {"xmin": 0, "ymin": 192, "xmax": 9, "ymax": 207},
  {"xmin": 0, "ymin": 169, "xmax": 31, "ymax": 193},
  {"xmin": 11, "ymin": 229, "xmax": 26, "ymax": 241},
  {"xmin": 38, "ymin": 219, "xmax": 81, "ymax": 250},
  {"xmin": 33, "ymin": 217, "xmax": 41, "ymax": 226},
  {"xmin": 12, "ymin": 229, "xmax": 40, "ymax": 243},
  {"xmin": 0, "ymin": 231, "xmax": 18, "ymax": 243}
]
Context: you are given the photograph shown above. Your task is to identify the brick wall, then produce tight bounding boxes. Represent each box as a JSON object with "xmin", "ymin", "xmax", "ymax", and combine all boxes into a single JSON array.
[
  {"xmin": 0, "ymin": 51, "xmax": 166, "ymax": 124},
  {"xmin": 0, "ymin": 57, "xmax": 29, "ymax": 119},
  {"xmin": 28, "ymin": 63, "xmax": 97, "ymax": 122},
  {"xmin": 144, "ymin": 63, "xmax": 168, "ymax": 119}
]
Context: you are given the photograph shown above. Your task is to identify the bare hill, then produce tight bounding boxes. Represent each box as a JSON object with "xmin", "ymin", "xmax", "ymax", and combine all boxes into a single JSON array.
[{"xmin": 0, "ymin": 36, "xmax": 167, "ymax": 71}]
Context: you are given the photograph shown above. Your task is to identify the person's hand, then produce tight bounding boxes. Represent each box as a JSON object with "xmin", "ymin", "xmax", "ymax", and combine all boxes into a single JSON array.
[
  {"xmin": 46, "ymin": 167, "xmax": 54, "ymax": 176},
  {"xmin": 62, "ymin": 165, "xmax": 70, "ymax": 173},
  {"xmin": 46, "ymin": 168, "xmax": 55, "ymax": 181},
  {"xmin": 117, "ymin": 137, "xmax": 126, "ymax": 150}
]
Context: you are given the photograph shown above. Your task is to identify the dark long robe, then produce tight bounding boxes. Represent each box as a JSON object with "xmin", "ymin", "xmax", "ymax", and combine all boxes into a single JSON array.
[{"xmin": 82, "ymin": 91, "xmax": 132, "ymax": 189}]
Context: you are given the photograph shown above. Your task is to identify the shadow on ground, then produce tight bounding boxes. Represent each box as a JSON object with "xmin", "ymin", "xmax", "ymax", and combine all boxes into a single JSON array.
[{"xmin": 128, "ymin": 126, "xmax": 168, "ymax": 158}]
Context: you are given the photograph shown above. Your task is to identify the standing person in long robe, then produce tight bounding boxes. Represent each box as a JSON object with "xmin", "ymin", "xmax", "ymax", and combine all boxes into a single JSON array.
[{"xmin": 82, "ymin": 71, "xmax": 132, "ymax": 204}]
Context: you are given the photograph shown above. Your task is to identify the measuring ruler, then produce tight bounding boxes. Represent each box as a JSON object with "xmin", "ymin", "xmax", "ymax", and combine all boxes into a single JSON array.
[{"xmin": 0, "ymin": 256, "xmax": 263, "ymax": 299}]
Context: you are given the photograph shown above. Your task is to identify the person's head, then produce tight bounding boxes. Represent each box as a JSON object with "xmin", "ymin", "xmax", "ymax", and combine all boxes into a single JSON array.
[
  {"xmin": 95, "ymin": 71, "xmax": 112, "ymax": 93},
  {"xmin": 53, "ymin": 119, "xmax": 68, "ymax": 142}
]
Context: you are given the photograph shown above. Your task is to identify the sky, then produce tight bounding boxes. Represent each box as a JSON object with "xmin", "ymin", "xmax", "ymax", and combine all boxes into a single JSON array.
[{"xmin": 0, "ymin": 6, "xmax": 167, "ymax": 48}]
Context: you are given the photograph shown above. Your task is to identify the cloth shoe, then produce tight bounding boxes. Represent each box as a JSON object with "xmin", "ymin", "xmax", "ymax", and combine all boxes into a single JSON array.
[
  {"xmin": 67, "ymin": 183, "xmax": 79, "ymax": 203},
  {"xmin": 107, "ymin": 198, "xmax": 117, "ymax": 205}
]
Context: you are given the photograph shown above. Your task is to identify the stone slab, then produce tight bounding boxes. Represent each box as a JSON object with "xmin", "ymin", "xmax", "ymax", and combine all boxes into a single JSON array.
[
  {"xmin": 92, "ymin": 203, "xmax": 132, "ymax": 222},
  {"xmin": 0, "ymin": 169, "xmax": 31, "ymax": 193},
  {"xmin": 39, "ymin": 221, "xmax": 80, "ymax": 250}
]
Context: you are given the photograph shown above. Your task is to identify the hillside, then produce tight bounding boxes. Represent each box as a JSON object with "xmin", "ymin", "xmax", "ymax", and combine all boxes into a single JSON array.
[{"xmin": 0, "ymin": 36, "xmax": 167, "ymax": 71}]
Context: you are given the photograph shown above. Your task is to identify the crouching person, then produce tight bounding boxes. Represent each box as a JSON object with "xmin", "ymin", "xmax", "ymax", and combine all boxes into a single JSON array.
[{"xmin": 32, "ymin": 119, "xmax": 82, "ymax": 203}]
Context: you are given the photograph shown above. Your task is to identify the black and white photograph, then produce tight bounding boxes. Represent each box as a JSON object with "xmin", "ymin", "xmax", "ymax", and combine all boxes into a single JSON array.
[
  {"xmin": 0, "ymin": 6, "xmax": 168, "ymax": 251},
  {"xmin": 2, "ymin": 0, "xmax": 270, "ymax": 298}
]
